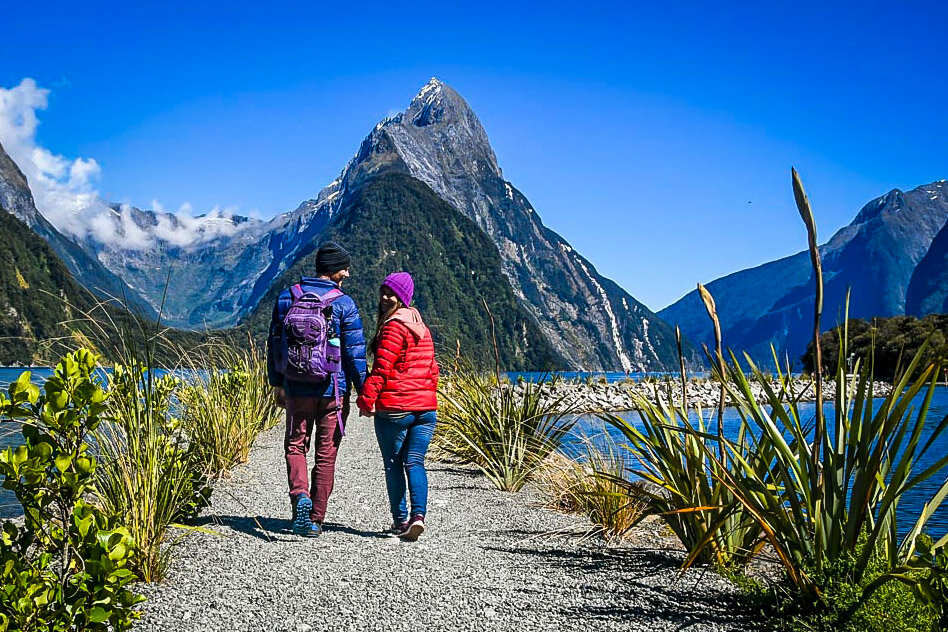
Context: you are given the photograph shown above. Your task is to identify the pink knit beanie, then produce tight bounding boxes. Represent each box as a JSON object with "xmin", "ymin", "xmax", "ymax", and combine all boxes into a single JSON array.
[{"xmin": 382, "ymin": 272, "xmax": 414, "ymax": 306}]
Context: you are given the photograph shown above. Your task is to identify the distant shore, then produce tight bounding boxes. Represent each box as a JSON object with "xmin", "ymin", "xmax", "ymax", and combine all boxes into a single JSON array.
[{"xmin": 513, "ymin": 377, "xmax": 895, "ymax": 413}]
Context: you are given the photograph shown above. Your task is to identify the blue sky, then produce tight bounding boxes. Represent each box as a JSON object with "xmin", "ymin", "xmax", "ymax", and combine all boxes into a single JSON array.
[{"xmin": 1, "ymin": 1, "xmax": 946, "ymax": 310}]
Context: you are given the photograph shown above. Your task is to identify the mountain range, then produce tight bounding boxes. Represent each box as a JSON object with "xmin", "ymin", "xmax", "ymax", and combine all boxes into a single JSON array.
[
  {"xmin": 0, "ymin": 79, "xmax": 696, "ymax": 371},
  {"xmin": 2, "ymin": 78, "xmax": 945, "ymax": 370},
  {"xmin": 0, "ymin": 142, "xmax": 155, "ymax": 318},
  {"xmin": 659, "ymin": 180, "xmax": 948, "ymax": 365}
]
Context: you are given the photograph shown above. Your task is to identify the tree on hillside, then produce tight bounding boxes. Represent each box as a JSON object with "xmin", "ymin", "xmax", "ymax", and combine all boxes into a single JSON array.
[{"xmin": 801, "ymin": 314, "xmax": 948, "ymax": 381}]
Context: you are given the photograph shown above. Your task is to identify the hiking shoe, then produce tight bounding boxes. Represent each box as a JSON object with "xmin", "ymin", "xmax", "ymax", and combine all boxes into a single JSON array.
[
  {"xmin": 303, "ymin": 522, "xmax": 322, "ymax": 538},
  {"xmin": 291, "ymin": 495, "xmax": 313, "ymax": 536},
  {"xmin": 385, "ymin": 521, "xmax": 409, "ymax": 537},
  {"xmin": 399, "ymin": 514, "xmax": 425, "ymax": 541}
]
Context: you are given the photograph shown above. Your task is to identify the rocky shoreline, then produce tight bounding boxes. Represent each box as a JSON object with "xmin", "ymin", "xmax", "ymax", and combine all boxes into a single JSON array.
[{"xmin": 511, "ymin": 378, "xmax": 894, "ymax": 413}]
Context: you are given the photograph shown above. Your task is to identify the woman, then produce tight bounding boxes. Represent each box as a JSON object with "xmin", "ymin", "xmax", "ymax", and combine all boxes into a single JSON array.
[{"xmin": 356, "ymin": 272, "xmax": 439, "ymax": 541}]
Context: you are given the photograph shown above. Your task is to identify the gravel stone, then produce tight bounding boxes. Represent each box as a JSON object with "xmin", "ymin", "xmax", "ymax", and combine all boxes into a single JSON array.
[{"xmin": 134, "ymin": 408, "xmax": 761, "ymax": 631}]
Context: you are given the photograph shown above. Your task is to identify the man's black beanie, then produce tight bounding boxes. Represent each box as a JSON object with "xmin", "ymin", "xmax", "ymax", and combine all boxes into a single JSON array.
[{"xmin": 314, "ymin": 242, "xmax": 351, "ymax": 275}]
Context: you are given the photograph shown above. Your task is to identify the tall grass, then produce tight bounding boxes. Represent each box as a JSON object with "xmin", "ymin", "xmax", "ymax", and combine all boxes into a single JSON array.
[
  {"xmin": 64, "ymin": 298, "xmax": 275, "ymax": 582},
  {"xmin": 93, "ymin": 362, "xmax": 210, "ymax": 582},
  {"xmin": 437, "ymin": 371, "xmax": 577, "ymax": 492},
  {"xmin": 179, "ymin": 339, "xmax": 281, "ymax": 476}
]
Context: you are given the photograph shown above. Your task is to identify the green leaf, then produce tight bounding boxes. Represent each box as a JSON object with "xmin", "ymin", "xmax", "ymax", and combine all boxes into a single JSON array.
[
  {"xmin": 88, "ymin": 606, "xmax": 110, "ymax": 623},
  {"xmin": 54, "ymin": 453, "xmax": 72, "ymax": 473},
  {"xmin": 108, "ymin": 542, "xmax": 127, "ymax": 561}
]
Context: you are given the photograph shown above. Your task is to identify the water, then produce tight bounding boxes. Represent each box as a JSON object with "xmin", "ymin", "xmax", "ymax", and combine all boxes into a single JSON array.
[
  {"xmin": 561, "ymin": 385, "xmax": 948, "ymax": 537},
  {"xmin": 4, "ymin": 367, "xmax": 947, "ymax": 535}
]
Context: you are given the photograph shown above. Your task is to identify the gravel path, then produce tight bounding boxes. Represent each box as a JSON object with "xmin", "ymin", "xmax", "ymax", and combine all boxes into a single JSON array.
[{"xmin": 136, "ymin": 407, "xmax": 760, "ymax": 632}]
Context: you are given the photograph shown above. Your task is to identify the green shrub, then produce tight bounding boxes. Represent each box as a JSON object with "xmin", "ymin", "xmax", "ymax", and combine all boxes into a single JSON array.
[
  {"xmin": 0, "ymin": 350, "xmax": 143, "ymax": 631},
  {"xmin": 754, "ymin": 538, "xmax": 938, "ymax": 632}
]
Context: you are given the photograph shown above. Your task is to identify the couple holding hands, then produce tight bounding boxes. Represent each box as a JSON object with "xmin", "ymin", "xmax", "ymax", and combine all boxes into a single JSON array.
[{"xmin": 266, "ymin": 242, "xmax": 438, "ymax": 540}]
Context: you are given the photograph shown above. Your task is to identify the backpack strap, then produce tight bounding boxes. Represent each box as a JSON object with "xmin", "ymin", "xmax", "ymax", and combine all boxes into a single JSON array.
[
  {"xmin": 289, "ymin": 284, "xmax": 304, "ymax": 302},
  {"xmin": 320, "ymin": 288, "xmax": 345, "ymax": 305},
  {"xmin": 332, "ymin": 373, "xmax": 344, "ymax": 437}
]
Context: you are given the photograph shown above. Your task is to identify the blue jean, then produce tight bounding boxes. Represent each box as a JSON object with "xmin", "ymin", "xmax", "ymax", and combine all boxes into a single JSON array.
[{"xmin": 374, "ymin": 410, "xmax": 437, "ymax": 523}]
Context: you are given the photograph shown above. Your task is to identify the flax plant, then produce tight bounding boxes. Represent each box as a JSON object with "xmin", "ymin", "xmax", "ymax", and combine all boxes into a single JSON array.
[
  {"xmin": 438, "ymin": 371, "xmax": 577, "ymax": 492},
  {"xmin": 701, "ymin": 324, "xmax": 948, "ymax": 599},
  {"xmin": 601, "ymin": 396, "xmax": 769, "ymax": 568},
  {"xmin": 684, "ymin": 169, "xmax": 948, "ymax": 613}
]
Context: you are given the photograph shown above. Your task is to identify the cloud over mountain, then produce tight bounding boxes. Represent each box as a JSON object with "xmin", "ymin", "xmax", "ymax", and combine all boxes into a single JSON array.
[{"xmin": 0, "ymin": 78, "xmax": 246, "ymax": 250}]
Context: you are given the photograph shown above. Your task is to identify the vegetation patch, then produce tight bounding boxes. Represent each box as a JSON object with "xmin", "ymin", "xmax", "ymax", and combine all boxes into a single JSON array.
[{"xmin": 802, "ymin": 314, "xmax": 948, "ymax": 381}]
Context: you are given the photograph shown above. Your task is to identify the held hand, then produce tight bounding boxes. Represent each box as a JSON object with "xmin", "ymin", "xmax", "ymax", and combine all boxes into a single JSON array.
[
  {"xmin": 273, "ymin": 387, "xmax": 287, "ymax": 409},
  {"xmin": 355, "ymin": 395, "xmax": 371, "ymax": 417}
]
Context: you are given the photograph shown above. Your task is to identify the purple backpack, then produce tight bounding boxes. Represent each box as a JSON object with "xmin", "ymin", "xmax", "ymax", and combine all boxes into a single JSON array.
[{"xmin": 276, "ymin": 285, "xmax": 344, "ymax": 383}]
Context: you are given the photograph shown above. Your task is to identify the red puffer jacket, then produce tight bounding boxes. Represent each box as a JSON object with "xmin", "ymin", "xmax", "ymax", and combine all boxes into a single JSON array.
[{"xmin": 357, "ymin": 307, "xmax": 439, "ymax": 412}]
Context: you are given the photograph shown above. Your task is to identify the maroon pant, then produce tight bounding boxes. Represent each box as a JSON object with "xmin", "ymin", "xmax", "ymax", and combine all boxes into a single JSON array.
[{"xmin": 284, "ymin": 396, "xmax": 348, "ymax": 523}]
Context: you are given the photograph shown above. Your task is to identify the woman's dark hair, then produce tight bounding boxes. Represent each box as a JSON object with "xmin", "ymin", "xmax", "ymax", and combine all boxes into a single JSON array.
[{"xmin": 370, "ymin": 287, "xmax": 406, "ymax": 357}]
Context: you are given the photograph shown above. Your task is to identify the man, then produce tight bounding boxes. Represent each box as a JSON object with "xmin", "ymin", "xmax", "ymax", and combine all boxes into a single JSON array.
[{"xmin": 267, "ymin": 242, "xmax": 367, "ymax": 537}]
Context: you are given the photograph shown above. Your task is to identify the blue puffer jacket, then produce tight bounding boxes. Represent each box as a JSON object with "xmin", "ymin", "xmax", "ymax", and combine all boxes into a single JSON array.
[{"xmin": 266, "ymin": 277, "xmax": 368, "ymax": 398}]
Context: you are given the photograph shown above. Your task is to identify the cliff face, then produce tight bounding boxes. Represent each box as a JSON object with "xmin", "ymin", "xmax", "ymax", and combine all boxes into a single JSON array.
[
  {"xmin": 907, "ymin": 214, "xmax": 948, "ymax": 315},
  {"xmin": 660, "ymin": 180, "xmax": 948, "ymax": 365}
]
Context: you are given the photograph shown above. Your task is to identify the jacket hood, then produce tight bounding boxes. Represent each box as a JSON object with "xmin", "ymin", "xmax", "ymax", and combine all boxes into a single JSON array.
[{"xmin": 387, "ymin": 307, "xmax": 428, "ymax": 339}]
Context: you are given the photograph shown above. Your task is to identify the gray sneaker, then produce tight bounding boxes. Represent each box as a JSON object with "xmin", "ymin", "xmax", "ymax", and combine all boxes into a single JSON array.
[
  {"xmin": 385, "ymin": 521, "xmax": 409, "ymax": 537},
  {"xmin": 291, "ymin": 496, "xmax": 313, "ymax": 536}
]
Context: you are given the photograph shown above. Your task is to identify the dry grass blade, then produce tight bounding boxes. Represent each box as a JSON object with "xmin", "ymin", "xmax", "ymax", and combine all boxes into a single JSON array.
[{"xmin": 535, "ymin": 435, "xmax": 648, "ymax": 541}]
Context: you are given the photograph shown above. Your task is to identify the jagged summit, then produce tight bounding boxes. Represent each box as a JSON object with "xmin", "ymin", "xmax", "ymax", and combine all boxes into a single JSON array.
[
  {"xmin": 851, "ymin": 181, "xmax": 946, "ymax": 225},
  {"xmin": 405, "ymin": 77, "xmax": 465, "ymax": 126},
  {"xmin": 380, "ymin": 78, "xmax": 502, "ymax": 181}
]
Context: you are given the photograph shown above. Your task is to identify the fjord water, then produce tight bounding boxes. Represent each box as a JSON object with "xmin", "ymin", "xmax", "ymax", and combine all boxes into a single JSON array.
[
  {"xmin": 565, "ymin": 384, "xmax": 948, "ymax": 537},
  {"xmin": 3, "ymin": 368, "xmax": 947, "ymax": 535}
]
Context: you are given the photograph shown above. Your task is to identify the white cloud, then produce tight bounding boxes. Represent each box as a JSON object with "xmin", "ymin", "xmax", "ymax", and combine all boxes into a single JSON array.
[{"xmin": 0, "ymin": 78, "xmax": 246, "ymax": 250}]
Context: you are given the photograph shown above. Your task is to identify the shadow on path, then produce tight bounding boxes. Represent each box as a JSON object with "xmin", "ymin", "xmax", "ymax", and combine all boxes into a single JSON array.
[
  {"xmin": 320, "ymin": 522, "xmax": 389, "ymax": 539},
  {"xmin": 190, "ymin": 515, "xmax": 390, "ymax": 542},
  {"xmin": 427, "ymin": 465, "xmax": 481, "ymax": 478},
  {"xmin": 485, "ymin": 545, "xmax": 764, "ymax": 630}
]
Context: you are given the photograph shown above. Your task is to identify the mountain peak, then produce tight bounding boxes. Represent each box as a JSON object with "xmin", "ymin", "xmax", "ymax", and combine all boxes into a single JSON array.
[
  {"xmin": 346, "ymin": 78, "xmax": 502, "ymax": 186},
  {"xmin": 404, "ymin": 77, "xmax": 469, "ymax": 128}
]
